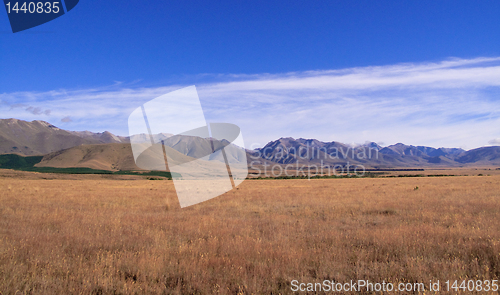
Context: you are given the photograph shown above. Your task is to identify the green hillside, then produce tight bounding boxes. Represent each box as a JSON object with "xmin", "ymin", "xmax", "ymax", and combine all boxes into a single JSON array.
[
  {"xmin": 0, "ymin": 154, "xmax": 177, "ymax": 179},
  {"xmin": 0, "ymin": 154, "xmax": 44, "ymax": 169}
]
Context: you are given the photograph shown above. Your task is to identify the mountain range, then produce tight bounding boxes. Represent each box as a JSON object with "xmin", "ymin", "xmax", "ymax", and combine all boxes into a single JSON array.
[
  {"xmin": 253, "ymin": 137, "xmax": 499, "ymax": 168},
  {"xmin": 1, "ymin": 118, "xmax": 499, "ymax": 170}
]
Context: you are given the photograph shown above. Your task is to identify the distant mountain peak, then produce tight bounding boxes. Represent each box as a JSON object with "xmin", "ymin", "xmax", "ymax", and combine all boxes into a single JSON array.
[{"xmin": 33, "ymin": 120, "xmax": 59, "ymax": 129}]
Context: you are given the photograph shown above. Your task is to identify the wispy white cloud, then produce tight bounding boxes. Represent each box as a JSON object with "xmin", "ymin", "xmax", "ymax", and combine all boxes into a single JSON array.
[
  {"xmin": 489, "ymin": 138, "xmax": 500, "ymax": 146},
  {"xmin": 1, "ymin": 57, "xmax": 499, "ymax": 149}
]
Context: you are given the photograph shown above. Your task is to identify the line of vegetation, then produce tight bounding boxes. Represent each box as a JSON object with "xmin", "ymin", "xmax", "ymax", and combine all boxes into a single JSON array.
[
  {"xmin": 365, "ymin": 168, "xmax": 425, "ymax": 171},
  {"xmin": 247, "ymin": 172, "xmax": 384, "ymax": 180},
  {"xmin": 246, "ymin": 172, "xmax": 467, "ymax": 180},
  {"xmin": 385, "ymin": 174, "xmax": 461, "ymax": 178},
  {"xmin": 0, "ymin": 154, "xmax": 44, "ymax": 169},
  {"xmin": 0, "ymin": 154, "xmax": 177, "ymax": 179}
]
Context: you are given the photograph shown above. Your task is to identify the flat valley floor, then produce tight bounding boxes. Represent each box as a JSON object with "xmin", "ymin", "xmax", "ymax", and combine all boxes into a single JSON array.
[{"xmin": 1, "ymin": 169, "xmax": 500, "ymax": 294}]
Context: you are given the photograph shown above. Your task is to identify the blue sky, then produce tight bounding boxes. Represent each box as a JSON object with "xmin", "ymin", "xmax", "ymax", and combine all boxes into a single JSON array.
[{"xmin": 1, "ymin": 1, "xmax": 500, "ymax": 149}]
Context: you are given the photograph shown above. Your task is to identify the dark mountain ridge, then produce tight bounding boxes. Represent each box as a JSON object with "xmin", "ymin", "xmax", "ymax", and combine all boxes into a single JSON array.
[{"xmin": 256, "ymin": 137, "xmax": 498, "ymax": 167}]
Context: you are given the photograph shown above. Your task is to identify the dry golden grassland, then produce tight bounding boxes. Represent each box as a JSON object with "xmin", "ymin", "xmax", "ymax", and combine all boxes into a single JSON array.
[{"xmin": 1, "ymin": 170, "xmax": 500, "ymax": 294}]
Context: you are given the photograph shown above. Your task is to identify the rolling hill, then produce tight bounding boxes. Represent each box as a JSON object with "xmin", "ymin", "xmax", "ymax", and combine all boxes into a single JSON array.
[
  {"xmin": 34, "ymin": 140, "xmax": 257, "ymax": 178},
  {"xmin": 35, "ymin": 143, "xmax": 140, "ymax": 171}
]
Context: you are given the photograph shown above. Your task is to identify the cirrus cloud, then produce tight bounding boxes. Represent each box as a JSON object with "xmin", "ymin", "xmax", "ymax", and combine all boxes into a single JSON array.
[{"xmin": 1, "ymin": 57, "xmax": 500, "ymax": 150}]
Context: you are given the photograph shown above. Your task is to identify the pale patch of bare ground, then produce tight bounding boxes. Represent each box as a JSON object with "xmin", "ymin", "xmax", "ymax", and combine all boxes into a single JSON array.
[{"xmin": 1, "ymin": 172, "xmax": 500, "ymax": 294}]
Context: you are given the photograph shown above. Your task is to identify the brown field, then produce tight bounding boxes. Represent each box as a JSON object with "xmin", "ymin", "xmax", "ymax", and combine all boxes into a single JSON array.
[{"xmin": 1, "ymin": 169, "xmax": 500, "ymax": 294}]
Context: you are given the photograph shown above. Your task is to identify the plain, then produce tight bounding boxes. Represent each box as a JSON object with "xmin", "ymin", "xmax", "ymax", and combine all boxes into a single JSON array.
[{"xmin": 1, "ymin": 170, "xmax": 500, "ymax": 294}]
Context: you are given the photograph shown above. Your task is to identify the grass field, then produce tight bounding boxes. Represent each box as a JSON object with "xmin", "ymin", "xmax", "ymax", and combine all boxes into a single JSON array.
[{"xmin": 1, "ymin": 169, "xmax": 500, "ymax": 294}]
